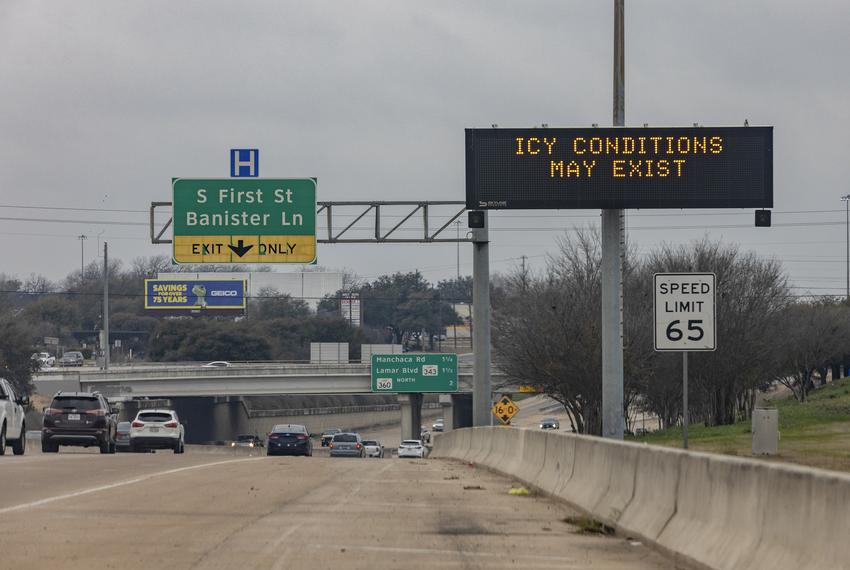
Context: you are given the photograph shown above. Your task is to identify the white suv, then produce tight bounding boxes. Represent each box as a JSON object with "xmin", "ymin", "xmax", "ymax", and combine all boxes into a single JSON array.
[
  {"xmin": 0, "ymin": 378, "xmax": 28, "ymax": 455},
  {"xmin": 397, "ymin": 439, "xmax": 425, "ymax": 459},
  {"xmin": 130, "ymin": 409, "xmax": 185, "ymax": 453}
]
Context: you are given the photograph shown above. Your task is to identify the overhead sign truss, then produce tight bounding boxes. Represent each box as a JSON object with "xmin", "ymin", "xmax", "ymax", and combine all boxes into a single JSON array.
[{"xmin": 151, "ymin": 200, "xmax": 471, "ymax": 245}]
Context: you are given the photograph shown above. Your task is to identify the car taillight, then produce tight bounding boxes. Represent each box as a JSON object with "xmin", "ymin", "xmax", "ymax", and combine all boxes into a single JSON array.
[
  {"xmin": 85, "ymin": 409, "xmax": 106, "ymax": 416},
  {"xmin": 355, "ymin": 443, "xmax": 362, "ymax": 449},
  {"xmin": 328, "ymin": 443, "xmax": 333, "ymax": 448},
  {"xmin": 44, "ymin": 407, "xmax": 63, "ymax": 416},
  {"xmin": 269, "ymin": 434, "xmax": 279, "ymax": 440},
  {"xmin": 296, "ymin": 435, "xmax": 307, "ymax": 440},
  {"xmin": 164, "ymin": 421, "xmax": 178, "ymax": 428},
  {"xmin": 131, "ymin": 421, "xmax": 144, "ymax": 428}
]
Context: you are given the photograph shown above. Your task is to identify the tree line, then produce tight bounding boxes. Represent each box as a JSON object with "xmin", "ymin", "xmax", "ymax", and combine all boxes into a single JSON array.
[
  {"xmin": 493, "ymin": 231, "xmax": 850, "ymax": 434},
  {"xmin": 0, "ymin": 256, "xmax": 467, "ymax": 395}
]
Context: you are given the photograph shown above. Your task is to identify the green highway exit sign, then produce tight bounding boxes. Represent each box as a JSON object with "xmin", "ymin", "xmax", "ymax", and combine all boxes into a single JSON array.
[
  {"xmin": 172, "ymin": 178, "xmax": 317, "ymax": 264},
  {"xmin": 371, "ymin": 353, "xmax": 458, "ymax": 393}
]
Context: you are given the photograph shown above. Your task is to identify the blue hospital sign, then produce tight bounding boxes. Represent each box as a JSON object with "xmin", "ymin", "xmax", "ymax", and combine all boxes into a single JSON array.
[{"xmin": 230, "ymin": 149, "xmax": 259, "ymax": 177}]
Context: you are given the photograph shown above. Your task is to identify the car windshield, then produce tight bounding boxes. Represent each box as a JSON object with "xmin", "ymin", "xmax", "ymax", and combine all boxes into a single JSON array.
[
  {"xmin": 237, "ymin": 435, "xmax": 256, "ymax": 441},
  {"xmin": 362, "ymin": 441, "xmax": 377, "ymax": 446},
  {"xmin": 52, "ymin": 397, "xmax": 99, "ymax": 411},
  {"xmin": 139, "ymin": 412, "xmax": 173, "ymax": 422},
  {"xmin": 401, "ymin": 440, "xmax": 421, "ymax": 446},
  {"xmin": 66, "ymin": 352, "xmax": 82, "ymax": 358},
  {"xmin": 332, "ymin": 434, "xmax": 357, "ymax": 443},
  {"xmin": 322, "ymin": 430, "xmax": 339, "ymax": 435},
  {"xmin": 274, "ymin": 426, "xmax": 305, "ymax": 434},
  {"xmin": 117, "ymin": 422, "xmax": 131, "ymax": 431}
]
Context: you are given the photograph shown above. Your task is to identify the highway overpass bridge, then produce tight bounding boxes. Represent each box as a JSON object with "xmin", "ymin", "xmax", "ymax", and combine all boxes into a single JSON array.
[{"xmin": 34, "ymin": 362, "xmax": 514, "ymax": 442}]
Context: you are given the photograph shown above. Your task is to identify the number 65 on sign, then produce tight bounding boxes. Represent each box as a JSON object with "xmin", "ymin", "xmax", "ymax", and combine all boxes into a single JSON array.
[{"xmin": 653, "ymin": 273, "xmax": 716, "ymax": 352}]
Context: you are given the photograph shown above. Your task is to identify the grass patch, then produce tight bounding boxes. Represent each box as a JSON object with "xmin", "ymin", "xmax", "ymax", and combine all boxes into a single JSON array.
[{"xmin": 630, "ymin": 377, "xmax": 850, "ymax": 473}]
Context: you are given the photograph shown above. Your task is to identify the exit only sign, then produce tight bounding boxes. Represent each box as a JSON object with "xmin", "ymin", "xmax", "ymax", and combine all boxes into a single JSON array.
[{"xmin": 172, "ymin": 178, "xmax": 316, "ymax": 264}]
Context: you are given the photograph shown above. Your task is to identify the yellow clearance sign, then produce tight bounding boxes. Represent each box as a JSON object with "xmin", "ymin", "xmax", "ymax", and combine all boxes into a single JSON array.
[{"xmin": 492, "ymin": 396, "xmax": 519, "ymax": 425}]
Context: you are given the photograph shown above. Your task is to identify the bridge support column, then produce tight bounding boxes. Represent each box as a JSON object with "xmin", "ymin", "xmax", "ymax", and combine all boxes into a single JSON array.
[
  {"xmin": 398, "ymin": 393, "xmax": 422, "ymax": 441},
  {"xmin": 439, "ymin": 395, "xmax": 454, "ymax": 431},
  {"xmin": 210, "ymin": 396, "xmax": 249, "ymax": 442},
  {"xmin": 118, "ymin": 400, "xmax": 141, "ymax": 423}
]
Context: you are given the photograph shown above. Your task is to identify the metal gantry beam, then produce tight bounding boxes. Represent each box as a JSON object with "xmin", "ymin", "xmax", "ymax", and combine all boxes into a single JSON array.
[{"xmin": 150, "ymin": 201, "xmax": 470, "ymax": 244}]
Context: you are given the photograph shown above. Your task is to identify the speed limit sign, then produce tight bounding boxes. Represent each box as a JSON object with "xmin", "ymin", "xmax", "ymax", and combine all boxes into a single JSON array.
[{"xmin": 654, "ymin": 273, "xmax": 716, "ymax": 352}]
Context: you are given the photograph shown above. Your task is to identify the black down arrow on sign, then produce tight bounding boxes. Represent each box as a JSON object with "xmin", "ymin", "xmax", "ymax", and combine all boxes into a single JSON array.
[{"xmin": 228, "ymin": 239, "xmax": 254, "ymax": 258}]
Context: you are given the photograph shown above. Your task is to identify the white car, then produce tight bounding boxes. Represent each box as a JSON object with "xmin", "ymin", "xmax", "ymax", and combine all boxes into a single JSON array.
[
  {"xmin": 202, "ymin": 361, "xmax": 231, "ymax": 368},
  {"xmin": 33, "ymin": 352, "xmax": 55, "ymax": 368},
  {"xmin": 363, "ymin": 440, "xmax": 384, "ymax": 458},
  {"xmin": 0, "ymin": 378, "xmax": 28, "ymax": 455},
  {"xmin": 397, "ymin": 439, "xmax": 426, "ymax": 459},
  {"xmin": 130, "ymin": 409, "xmax": 185, "ymax": 453}
]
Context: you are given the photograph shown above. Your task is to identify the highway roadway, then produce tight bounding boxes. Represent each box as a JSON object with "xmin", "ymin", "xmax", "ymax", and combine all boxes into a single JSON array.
[{"xmin": 0, "ymin": 448, "xmax": 682, "ymax": 569}]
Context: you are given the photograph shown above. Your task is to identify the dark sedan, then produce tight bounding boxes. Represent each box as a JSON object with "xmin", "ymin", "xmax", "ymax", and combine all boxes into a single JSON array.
[{"xmin": 267, "ymin": 424, "xmax": 312, "ymax": 457}]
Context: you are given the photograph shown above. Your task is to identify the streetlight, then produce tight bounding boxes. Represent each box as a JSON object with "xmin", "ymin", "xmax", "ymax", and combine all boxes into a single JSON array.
[{"xmin": 843, "ymin": 195, "xmax": 850, "ymax": 300}]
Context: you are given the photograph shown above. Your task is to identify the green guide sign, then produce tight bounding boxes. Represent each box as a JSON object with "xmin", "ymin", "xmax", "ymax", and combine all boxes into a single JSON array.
[{"xmin": 371, "ymin": 353, "xmax": 458, "ymax": 393}]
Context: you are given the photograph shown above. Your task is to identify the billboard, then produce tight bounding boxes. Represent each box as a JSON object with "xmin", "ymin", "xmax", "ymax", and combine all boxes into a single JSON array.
[
  {"xmin": 144, "ymin": 279, "xmax": 247, "ymax": 312},
  {"xmin": 466, "ymin": 126, "xmax": 772, "ymax": 209}
]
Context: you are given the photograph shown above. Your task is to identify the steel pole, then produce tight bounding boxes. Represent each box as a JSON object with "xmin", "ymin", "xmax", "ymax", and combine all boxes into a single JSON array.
[
  {"xmin": 103, "ymin": 242, "xmax": 110, "ymax": 371},
  {"xmin": 683, "ymin": 351, "xmax": 689, "ymax": 449},
  {"xmin": 846, "ymin": 198, "xmax": 849, "ymax": 299},
  {"xmin": 602, "ymin": 0, "xmax": 626, "ymax": 439},
  {"xmin": 472, "ymin": 212, "xmax": 491, "ymax": 426}
]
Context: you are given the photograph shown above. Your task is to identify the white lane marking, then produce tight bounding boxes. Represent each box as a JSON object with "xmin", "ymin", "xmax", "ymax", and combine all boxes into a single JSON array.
[
  {"xmin": 0, "ymin": 457, "xmax": 266, "ymax": 514},
  {"xmin": 305, "ymin": 543, "xmax": 584, "ymax": 564},
  {"xmin": 270, "ymin": 461, "xmax": 394, "ymax": 570}
]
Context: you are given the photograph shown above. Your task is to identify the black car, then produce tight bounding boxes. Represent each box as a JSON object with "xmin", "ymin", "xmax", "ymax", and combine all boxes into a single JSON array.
[
  {"xmin": 41, "ymin": 391, "xmax": 118, "ymax": 453},
  {"xmin": 267, "ymin": 424, "xmax": 312, "ymax": 456},
  {"xmin": 539, "ymin": 417, "xmax": 560, "ymax": 430}
]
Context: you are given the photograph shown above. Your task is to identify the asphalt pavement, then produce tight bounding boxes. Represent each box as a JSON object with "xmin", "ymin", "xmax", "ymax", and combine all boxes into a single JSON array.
[{"xmin": 0, "ymin": 447, "xmax": 682, "ymax": 569}]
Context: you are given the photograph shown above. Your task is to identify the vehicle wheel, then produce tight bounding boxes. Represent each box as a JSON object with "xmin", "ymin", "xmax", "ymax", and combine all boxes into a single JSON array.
[
  {"xmin": 41, "ymin": 439, "xmax": 58, "ymax": 453},
  {"xmin": 11, "ymin": 422, "xmax": 26, "ymax": 455},
  {"xmin": 174, "ymin": 440, "xmax": 184, "ymax": 454},
  {"xmin": 109, "ymin": 439, "xmax": 116, "ymax": 454},
  {"xmin": 0, "ymin": 423, "xmax": 6, "ymax": 455},
  {"xmin": 99, "ymin": 439, "xmax": 110, "ymax": 454}
]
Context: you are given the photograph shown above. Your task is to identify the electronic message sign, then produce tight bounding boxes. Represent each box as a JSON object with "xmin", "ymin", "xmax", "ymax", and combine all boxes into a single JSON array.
[
  {"xmin": 172, "ymin": 178, "xmax": 316, "ymax": 264},
  {"xmin": 144, "ymin": 279, "xmax": 247, "ymax": 312},
  {"xmin": 466, "ymin": 126, "xmax": 772, "ymax": 210}
]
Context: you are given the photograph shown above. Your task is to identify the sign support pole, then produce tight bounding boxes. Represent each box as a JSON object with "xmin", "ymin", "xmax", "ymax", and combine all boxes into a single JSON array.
[
  {"xmin": 472, "ymin": 212, "xmax": 491, "ymax": 426},
  {"xmin": 602, "ymin": 0, "xmax": 625, "ymax": 439},
  {"xmin": 103, "ymin": 242, "xmax": 110, "ymax": 371},
  {"xmin": 682, "ymin": 351, "xmax": 688, "ymax": 449}
]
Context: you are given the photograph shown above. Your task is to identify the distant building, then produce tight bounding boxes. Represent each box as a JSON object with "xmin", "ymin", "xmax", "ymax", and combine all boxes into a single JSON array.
[{"xmin": 157, "ymin": 271, "xmax": 342, "ymax": 310}]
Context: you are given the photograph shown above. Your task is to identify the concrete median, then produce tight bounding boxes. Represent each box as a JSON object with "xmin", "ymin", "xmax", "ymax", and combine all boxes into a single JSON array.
[{"xmin": 433, "ymin": 426, "xmax": 850, "ymax": 570}]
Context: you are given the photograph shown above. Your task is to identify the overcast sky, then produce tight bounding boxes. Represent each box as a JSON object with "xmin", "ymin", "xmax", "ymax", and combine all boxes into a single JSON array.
[{"xmin": 1, "ymin": 1, "xmax": 848, "ymax": 296}]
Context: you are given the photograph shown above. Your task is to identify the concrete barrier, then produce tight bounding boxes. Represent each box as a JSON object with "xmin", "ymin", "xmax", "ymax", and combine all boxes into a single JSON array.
[{"xmin": 433, "ymin": 427, "xmax": 850, "ymax": 570}]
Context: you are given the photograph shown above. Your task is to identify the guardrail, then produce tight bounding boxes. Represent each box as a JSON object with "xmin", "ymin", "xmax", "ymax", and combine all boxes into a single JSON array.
[{"xmin": 432, "ymin": 427, "xmax": 850, "ymax": 570}]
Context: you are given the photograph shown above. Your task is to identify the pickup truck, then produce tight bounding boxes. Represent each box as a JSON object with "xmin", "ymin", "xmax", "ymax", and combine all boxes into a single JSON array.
[{"xmin": 0, "ymin": 377, "xmax": 28, "ymax": 455}]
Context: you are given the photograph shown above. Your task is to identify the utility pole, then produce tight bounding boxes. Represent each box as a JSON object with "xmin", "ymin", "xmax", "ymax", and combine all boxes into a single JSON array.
[
  {"xmin": 601, "ymin": 0, "xmax": 626, "ymax": 439},
  {"xmin": 454, "ymin": 220, "xmax": 461, "ymax": 350},
  {"xmin": 103, "ymin": 242, "xmax": 110, "ymax": 371},
  {"xmin": 841, "ymin": 194, "xmax": 850, "ymax": 303},
  {"xmin": 78, "ymin": 235, "xmax": 87, "ymax": 278}
]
